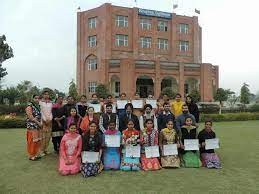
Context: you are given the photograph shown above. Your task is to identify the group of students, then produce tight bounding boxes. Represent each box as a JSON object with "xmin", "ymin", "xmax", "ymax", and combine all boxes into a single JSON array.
[{"xmin": 25, "ymin": 91, "xmax": 221, "ymax": 178}]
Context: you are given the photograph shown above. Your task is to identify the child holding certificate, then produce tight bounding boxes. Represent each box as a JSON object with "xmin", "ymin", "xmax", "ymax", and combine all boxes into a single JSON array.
[
  {"xmin": 81, "ymin": 121, "xmax": 103, "ymax": 177},
  {"xmin": 58, "ymin": 123, "xmax": 82, "ymax": 175},
  {"xmin": 120, "ymin": 120, "xmax": 141, "ymax": 171},
  {"xmin": 180, "ymin": 117, "xmax": 201, "ymax": 168},
  {"xmin": 198, "ymin": 119, "xmax": 221, "ymax": 169},
  {"xmin": 159, "ymin": 119, "xmax": 181, "ymax": 168},
  {"xmin": 103, "ymin": 121, "xmax": 121, "ymax": 170},
  {"xmin": 140, "ymin": 119, "xmax": 161, "ymax": 171}
]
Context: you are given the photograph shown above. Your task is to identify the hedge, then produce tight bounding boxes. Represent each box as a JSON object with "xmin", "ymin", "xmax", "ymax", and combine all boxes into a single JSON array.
[
  {"xmin": 200, "ymin": 112, "xmax": 259, "ymax": 122},
  {"xmin": 0, "ymin": 104, "xmax": 27, "ymax": 116},
  {"xmin": 0, "ymin": 116, "xmax": 26, "ymax": 128}
]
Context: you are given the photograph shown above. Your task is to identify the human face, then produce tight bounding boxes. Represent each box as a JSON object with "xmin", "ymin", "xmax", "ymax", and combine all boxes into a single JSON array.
[
  {"xmin": 175, "ymin": 95, "xmax": 181, "ymax": 102},
  {"xmin": 69, "ymin": 125, "xmax": 77, "ymax": 132},
  {"xmin": 182, "ymin": 106, "xmax": 189, "ymax": 114},
  {"xmin": 185, "ymin": 118, "xmax": 193, "ymax": 126},
  {"xmin": 126, "ymin": 106, "xmax": 132, "ymax": 114},
  {"xmin": 92, "ymin": 95, "xmax": 98, "ymax": 101},
  {"xmin": 146, "ymin": 121, "xmax": 153, "ymax": 129},
  {"xmin": 88, "ymin": 108, "xmax": 94, "ymax": 115},
  {"xmin": 147, "ymin": 95, "xmax": 153, "ymax": 99},
  {"xmin": 109, "ymin": 123, "xmax": 116, "ymax": 130},
  {"xmin": 164, "ymin": 104, "xmax": 170, "ymax": 112},
  {"xmin": 107, "ymin": 96, "xmax": 113, "ymax": 103},
  {"xmin": 99, "ymin": 97, "xmax": 104, "ymax": 102},
  {"xmin": 33, "ymin": 96, "xmax": 40, "ymax": 104},
  {"xmin": 135, "ymin": 94, "xmax": 140, "ymax": 100},
  {"xmin": 67, "ymin": 97, "xmax": 74, "ymax": 105},
  {"xmin": 166, "ymin": 121, "xmax": 173, "ymax": 129},
  {"xmin": 106, "ymin": 106, "xmax": 113, "ymax": 114},
  {"xmin": 120, "ymin": 94, "xmax": 126, "ymax": 100},
  {"xmin": 163, "ymin": 95, "xmax": 168, "ymax": 101},
  {"xmin": 56, "ymin": 97, "xmax": 63, "ymax": 104},
  {"xmin": 186, "ymin": 96, "xmax": 192, "ymax": 104},
  {"xmin": 70, "ymin": 108, "xmax": 77, "ymax": 117},
  {"xmin": 205, "ymin": 122, "xmax": 212, "ymax": 130},
  {"xmin": 145, "ymin": 107, "xmax": 152, "ymax": 114},
  {"xmin": 89, "ymin": 123, "xmax": 97, "ymax": 134},
  {"xmin": 127, "ymin": 121, "xmax": 134, "ymax": 130},
  {"xmin": 80, "ymin": 96, "xmax": 87, "ymax": 103},
  {"xmin": 43, "ymin": 92, "xmax": 50, "ymax": 100}
]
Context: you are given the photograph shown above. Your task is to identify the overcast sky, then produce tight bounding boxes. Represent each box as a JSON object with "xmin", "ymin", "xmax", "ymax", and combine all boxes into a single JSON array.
[{"xmin": 1, "ymin": 0, "xmax": 258, "ymax": 94}]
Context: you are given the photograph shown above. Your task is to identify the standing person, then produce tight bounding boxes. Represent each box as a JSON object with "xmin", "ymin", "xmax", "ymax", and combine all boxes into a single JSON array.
[
  {"xmin": 58, "ymin": 123, "xmax": 82, "ymax": 175},
  {"xmin": 39, "ymin": 90, "xmax": 53, "ymax": 156},
  {"xmin": 119, "ymin": 103, "xmax": 140, "ymax": 132},
  {"xmin": 186, "ymin": 95, "xmax": 200, "ymax": 123},
  {"xmin": 198, "ymin": 119, "xmax": 222, "ymax": 169},
  {"xmin": 99, "ymin": 103, "xmax": 119, "ymax": 134},
  {"xmin": 117, "ymin": 92, "xmax": 127, "ymax": 119},
  {"xmin": 157, "ymin": 94, "xmax": 169, "ymax": 115},
  {"xmin": 81, "ymin": 121, "xmax": 103, "ymax": 177},
  {"xmin": 64, "ymin": 107, "xmax": 82, "ymax": 133},
  {"xmin": 90, "ymin": 93, "xmax": 99, "ymax": 104},
  {"xmin": 25, "ymin": 95, "xmax": 42, "ymax": 161},
  {"xmin": 76, "ymin": 95, "xmax": 88, "ymax": 117},
  {"xmin": 103, "ymin": 95, "xmax": 116, "ymax": 113},
  {"xmin": 139, "ymin": 104, "xmax": 157, "ymax": 131},
  {"xmin": 80, "ymin": 107, "xmax": 99, "ymax": 135},
  {"xmin": 120, "ymin": 120, "xmax": 141, "ymax": 171},
  {"xmin": 140, "ymin": 119, "xmax": 161, "ymax": 171},
  {"xmin": 180, "ymin": 117, "xmax": 201, "ymax": 168},
  {"xmin": 157, "ymin": 102, "xmax": 175, "ymax": 132},
  {"xmin": 103, "ymin": 121, "xmax": 121, "ymax": 170},
  {"xmin": 62, "ymin": 96, "xmax": 76, "ymax": 117},
  {"xmin": 52, "ymin": 96, "xmax": 65, "ymax": 154},
  {"xmin": 171, "ymin": 93, "xmax": 185, "ymax": 117}
]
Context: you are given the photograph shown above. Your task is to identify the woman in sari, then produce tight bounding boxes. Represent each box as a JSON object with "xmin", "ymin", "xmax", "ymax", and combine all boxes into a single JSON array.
[
  {"xmin": 58, "ymin": 123, "xmax": 82, "ymax": 175},
  {"xmin": 81, "ymin": 121, "xmax": 103, "ymax": 177},
  {"xmin": 80, "ymin": 106, "xmax": 99, "ymax": 135},
  {"xmin": 25, "ymin": 95, "xmax": 42, "ymax": 161},
  {"xmin": 120, "ymin": 120, "xmax": 141, "ymax": 171},
  {"xmin": 64, "ymin": 107, "xmax": 81, "ymax": 133},
  {"xmin": 103, "ymin": 121, "xmax": 121, "ymax": 170},
  {"xmin": 159, "ymin": 119, "xmax": 181, "ymax": 168},
  {"xmin": 198, "ymin": 119, "xmax": 222, "ymax": 169},
  {"xmin": 180, "ymin": 117, "xmax": 201, "ymax": 168},
  {"xmin": 140, "ymin": 119, "xmax": 161, "ymax": 171}
]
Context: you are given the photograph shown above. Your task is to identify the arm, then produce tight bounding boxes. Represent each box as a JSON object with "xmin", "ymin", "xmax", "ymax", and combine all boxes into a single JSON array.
[
  {"xmin": 153, "ymin": 116, "xmax": 158, "ymax": 131},
  {"xmin": 139, "ymin": 116, "xmax": 144, "ymax": 131},
  {"xmin": 25, "ymin": 106, "xmax": 42, "ymax": 127},
  {"xmin": 99, "ymin": 115, "xmax": 106, "ymax": 133},
  {"xmin": 115, "ymin": 115, "xmax": 119, "ymax": 131}
]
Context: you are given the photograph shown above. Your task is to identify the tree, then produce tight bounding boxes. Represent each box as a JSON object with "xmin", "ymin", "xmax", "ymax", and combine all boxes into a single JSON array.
[
  {"xmin": 3, "ymin": 87, "xmax": 19, "ymax": 105},
  {"xmin": 214, "ymin": 88, "xmax": 234, "ymax": 114},
  {"xmin": 96, "ymin": 84, "xmax": 110, "ymax": 98},
  {"xmin": 0, "ymin": 35, "xmax": 14, "ymax": 83},
  {"xmin": 227, "ymin": 94, "xmax": 240, "ymax": 109},
  {"xmin": 161, "ymin": 87, "xmax": 175, "ymax": 99},
  {"xmin": 240, "ymin": 82, "xmax": 250, "ymax": 105},
  {"xmin": 68, "ymin": 79, "xmax": 78, "ymax": 99},
  {"xmin": 188, "ymin": 89, "xmax": 201, "ymax": 103}
]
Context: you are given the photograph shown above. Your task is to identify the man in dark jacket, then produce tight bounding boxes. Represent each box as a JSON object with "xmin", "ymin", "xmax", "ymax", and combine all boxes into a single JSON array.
[
  {"xmin": 157, "ymin": 102, "xmax": 176, "ymax": 132},
  {"xmin": 119, "ymin": 103, "xmax": 140, "ymax": 132},
  {"xmin": 99, "ymin": 103, "xmax": 119, "ymax": 133}
]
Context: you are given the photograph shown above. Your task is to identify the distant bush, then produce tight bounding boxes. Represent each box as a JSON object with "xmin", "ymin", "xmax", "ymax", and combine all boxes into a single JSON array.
[
  {"xmin": 249, "ymin": 104, "xmax": 259, "ymax": 112},
  {"xmin": 200, "ymin": 112, "xmax": 259, "ymax": 122},
  {"xmin": 0, "ymin": 116, "xmax": 26, "ymax": 128},
  {"xmin": 0, "ymin": 104, "xmax": 26, "ymax": 116},
  {"xmin": 198, "ymin": 103, "xmax": 220, "ymax": 114}
]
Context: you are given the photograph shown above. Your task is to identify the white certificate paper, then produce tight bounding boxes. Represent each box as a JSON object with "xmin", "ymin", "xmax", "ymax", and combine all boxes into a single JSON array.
[
  {"xmin": 145, "ymin": 146, "xmax": 160, "ymax": 158},
  {"xmin": 131, "ymin": 100, "xmax": 144, "ymax": 109},
  {"xmin": 205, "ymin": 138, "xmax": 219, "ymax": 150},
  {"xmin": 145, "ymin": 99, "xmax": 157, "ymax": 109},
  {"xmin": 81, "ymin": 151, "xmax": 99, "ymax": 163},
  {"xmin": 105, "ymin": 135, "xmax": 121, "ymax": 148},
  {"xmin": 163, "ymin": 144, "xmax": 178, "ymax": 156},
  {"xmin": 126, "ymin": 145, "xmax": 141, "ymax": 158},
  {"xmin": 88, "ymin": 103, "xmax": 101, "ymax": 113},
  {"xmin": 184, "ymin": 139, "xmax": 199, "ymax": 151},
  {"xmin": 116, "ymin": 100, "xmax": 128, "ymax": 109}
]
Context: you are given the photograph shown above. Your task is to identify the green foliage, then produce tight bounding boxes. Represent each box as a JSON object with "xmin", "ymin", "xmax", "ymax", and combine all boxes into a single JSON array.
[
  {"xmin": 198, "ymin": 103, "xmax": 220, "ymax": 114},
  {"xmin": 161, "ymin": 87, "xmax": 175, "ymax": 99},
  {"xmin": 3, "ymin": 87, "xmax": 20, "ymax": 105},
  {"xmin": 16, "ymin": 80, "xmax": 40, "ymax": 103},
  {"xmin": 188, "ymin": 89, "xmax": 201, "ymax": 103},
  {"xmin": 96, "ymin": 84, "xmax": 110, "ymax": 98},
  {"xmin": 0, "ymin": 104, "xmax": 27, "ymax": 115},
  {"xmin": 68, "ymin": 79, "xmax": 78, "ymax": 99},
  {"xmin": 200, "ymin": 112, "xmax": 259, "ymax": 122},
  {"xmin": 240, "ymin": 82, "xmax": 250, "ymax": 105},
  {"xmin": 249, "ymin": 104, "xmax": 259, "ymax": 112},
  {"xmin": 0, "ymin": 116, "xmax": 25, "ymax": 128},
  {"xmin": 214, "ymin": 88, "xmax": 234, "ymax": 103}
]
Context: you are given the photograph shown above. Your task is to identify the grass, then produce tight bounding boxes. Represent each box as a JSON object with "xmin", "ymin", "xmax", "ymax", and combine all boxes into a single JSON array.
[{"xmin": 0, "ymin": 120, "xmax": 259, "ymax": 194}]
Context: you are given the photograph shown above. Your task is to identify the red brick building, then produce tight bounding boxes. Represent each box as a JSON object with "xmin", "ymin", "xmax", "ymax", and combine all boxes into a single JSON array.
[{"xmin": 77, "ymin": 3, "xmax": 219, "ymax": 101}]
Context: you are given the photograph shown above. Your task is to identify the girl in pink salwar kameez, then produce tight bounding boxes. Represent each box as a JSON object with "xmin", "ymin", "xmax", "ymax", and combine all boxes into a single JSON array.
[{"xmin": 59, "ymin": 123, "xmax": 82, "ymax": 175}]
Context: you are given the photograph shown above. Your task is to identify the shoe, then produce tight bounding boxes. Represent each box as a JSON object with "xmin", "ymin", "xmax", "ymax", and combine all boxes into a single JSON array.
[{"xmin": 29, "ymin": 157, "xmax": 40, "ymax": 161}]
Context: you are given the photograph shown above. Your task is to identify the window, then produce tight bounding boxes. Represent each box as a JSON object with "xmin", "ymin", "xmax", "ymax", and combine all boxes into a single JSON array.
[
  {"xmin": 115, "ymin": 34, "xmax": 128, "ymax": 46},
  {"xmin": 179, "ymin": 40, "xmax": 189, "ymax": 51},
  {"xmin": 158, "ymin": 38, "xmax": 168, "ymax": 50},
  {"xmin": 88, "ymin": 58, "xmax": 97, "ymax": 70},
  {"xmin": 88, "ymin": 17, "xmax": 97, "ymax": 29},
  {"xmin": 139, "ymin": 18, "xmax": 151, "ymax": 30},
  {"xmin": 157, "ymin": 21, "xmax": 168, "ymax": 31},
  {"xmin": 179, "ymin": 23, "xmax": 189, "ymax": 34},
  {"xmin": 140, "ymin": 37, "xmax": 152, "ymax": 48},
  {"xmin": 115, "ymin": 81, "xmax": 120, "ymax": 93},
  {"xmin": 88, "ymin": 36, "xmax": 96, "ymax": 47},
  {"xmin": 88, "ymin": 82, "xmax": 97, "ymax": 93},
  {"xmin": 116, "ymin": 15, "xmax": 128, "ymax": 27}
]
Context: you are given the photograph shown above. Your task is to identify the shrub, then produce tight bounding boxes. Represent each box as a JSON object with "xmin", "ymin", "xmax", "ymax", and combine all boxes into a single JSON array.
[
  {"xmin": 0, "ymin": 116, "xmax": 26, "ymax": 128},
  {"xmin": 0, "ymin": 104, "xmax": 27, "ymax": 116},
  {"xmin": 200, "ymin": 112, "xmax": 259, "ymax": 122},
  {"xmin": 249, "ymin": 104, "xmax": 259, "ymax": 112}
]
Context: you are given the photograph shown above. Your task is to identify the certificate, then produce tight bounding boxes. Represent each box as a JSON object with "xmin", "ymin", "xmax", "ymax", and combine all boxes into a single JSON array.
[
  {"xmin": 205, "ymin": 138, "xmax": 219, "ymax": 150},
  {"xmin": 145, "ymin": 146, "xmax": 160, "ymax": 158},
  {"xmin": 184, "ymin": 139, "xmax": 199, "ymax": 151},
  {"xmin": 126, "ymin": 145, "xmax": 141, "ymax": 158},
  {"xmin": 116, "ymin": 100, "xmax": 128, "ymax": 109},
  {"xmin": 145, "ymin": 99, "xmax": 157, "ymax": 109},
  {"xmin": 163, "ymin": 144, "xmax": 178, "ymax": 156},
  {"xmin": 105, "ymin": 135, "xmax": 121, "ymax": 147},
  {"xmin": 131, "ymin": 100, "xmax": 143, "ymax": 109},
  {"xmin": 88, "ymin": 103, "xmax": 101, "ymax": 113},
  {"xmin": 112, "ymin": 103, "xmax": 117, "ymax": 113},
  {"xmin": 81, "ymin": 151, "xmax": 99, "ymax": 163}
]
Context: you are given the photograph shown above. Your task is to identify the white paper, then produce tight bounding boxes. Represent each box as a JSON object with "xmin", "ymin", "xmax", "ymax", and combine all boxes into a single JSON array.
[
  {"xmin": 81, "ymin": 151, "xmax": 99, "ymax": 163},
  {"xmin": 205, "ymin": 138, "xmax": 219, "ymax": 150},
  {"xmin": 125, "ymin": 145, "xmax": 141, "ymax": 158},
  {"xmin": 116, "ymin": 100, "xmax": 128, "ymax": 109},
  {"xmin": 184, "ymin": 139, "xmax": 199, "ymax": 151},
  {"xmin": 163, "ymin": 144, "xmax": 178, "ymax": 156},
  {"xmin": 145, "ymin": 99, "xmax": 157, "ymax": 109},
  {"xmin": 145, "ymin": 146, "xmax": 160, "ymax": 158},
  {"xmin": 112, "ymin": 104, "xmax": 117, "ymax": 113},
  {"xmin": 88, "ymin": 103, "xmax": 101, "ymax": 113},
  {"xmin": 105, "ymin": 135, "xmax": 121, "ymax": 147},
  {"xmin": 131, "ymin": 100, "xmax": 144, "ymax": 109}
]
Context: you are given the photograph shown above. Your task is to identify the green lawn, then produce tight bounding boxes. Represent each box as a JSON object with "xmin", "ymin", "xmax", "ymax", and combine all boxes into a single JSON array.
[{"xmin": 0, "ymin": 121, "xmax": 259, "ymax": 194}]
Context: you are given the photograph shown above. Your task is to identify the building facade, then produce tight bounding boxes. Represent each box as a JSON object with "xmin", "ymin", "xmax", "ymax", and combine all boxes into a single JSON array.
[{"xmin": 77, "ymin": 3, "xmax": 219, "ymax": 101}]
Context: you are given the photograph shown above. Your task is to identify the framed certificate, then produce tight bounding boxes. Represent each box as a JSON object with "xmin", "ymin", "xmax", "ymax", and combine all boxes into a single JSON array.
[
  {"xmin": 145, "ymin": 99, "xmax": 157, "ymax": 109},
  {"xmin": 88, "ymin": 103, "xmax": 101, "ymax": 113},
  {"xmin": 163, "ymin": 144, "xmax": 178, "ymax": 156},
  {"xmin": 81, "ymin": 151, "xmax": 99, "ymax": 163},
  {"xmin": 116, "ymin": 100, "xmax": 128, "ymax": 109},
  {"xmin": 125, "ymin": 145, "xmax": 141, "ymax": 158},
  {"xmin": 205, "ymin": 138, "xmax": 219, "ymax": 150},
  {"xmin": 145, "ymin": 146, "xmax": 160, "ymax": 158},
  {"xmin": 105, "ymin": 135, "xmax": 121, "ymax": 148},
  {"xmin": 184, "ymin": 139, "xmax": 199, "ymax": 151},
  {"xmin": 131, "ymin": 100, "xmax": 144, "ymax": 109}
]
